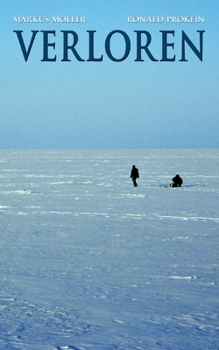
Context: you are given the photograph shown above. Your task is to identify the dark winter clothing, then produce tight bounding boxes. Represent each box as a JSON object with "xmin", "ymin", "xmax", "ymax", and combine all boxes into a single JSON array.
[
  {"xmin": 170, "ymin": 174, "xmax": 183, "ymax": 187},
  {"xmin": 130, "ymin": 165, "xmax": 139, "ymax": 187}
]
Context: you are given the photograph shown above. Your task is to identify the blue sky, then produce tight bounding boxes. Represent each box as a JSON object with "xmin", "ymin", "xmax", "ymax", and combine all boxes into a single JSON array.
[{"xmin": 1, "ymin": 0, "xmax": 219, "ymax": 149}]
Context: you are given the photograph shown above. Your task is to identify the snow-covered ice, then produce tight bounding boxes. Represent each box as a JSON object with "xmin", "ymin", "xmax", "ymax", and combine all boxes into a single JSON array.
[{"xmin": 0, "ymin": 149, "xmax": 219, "ymax": 349}]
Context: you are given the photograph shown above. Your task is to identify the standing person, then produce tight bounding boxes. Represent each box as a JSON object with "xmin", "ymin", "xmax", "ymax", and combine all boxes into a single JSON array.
[{"xmin": 130, "ymin": 165, "xmax": 139, "ymax": 187}]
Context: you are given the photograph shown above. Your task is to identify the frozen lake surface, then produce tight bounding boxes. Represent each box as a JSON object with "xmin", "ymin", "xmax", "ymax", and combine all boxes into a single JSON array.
[{"xmin": 0, "ymin": 149, "xmax": 219, "ymax": 350}]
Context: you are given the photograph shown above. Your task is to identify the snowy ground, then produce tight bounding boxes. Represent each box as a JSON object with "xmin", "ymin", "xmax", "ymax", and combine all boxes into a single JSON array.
[{"xmin": 0, "ymin": 149, "xmax": 219, "ymax": 350}]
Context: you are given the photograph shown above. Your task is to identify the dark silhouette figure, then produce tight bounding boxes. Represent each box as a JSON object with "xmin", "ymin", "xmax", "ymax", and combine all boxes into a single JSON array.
[
  {"xmin": 130, "ymin": 165, "xmax": 139, "ymax": 187},
  {"xmin": 170, "ymin": 174, "xmax": 183, "ymax": 187}
]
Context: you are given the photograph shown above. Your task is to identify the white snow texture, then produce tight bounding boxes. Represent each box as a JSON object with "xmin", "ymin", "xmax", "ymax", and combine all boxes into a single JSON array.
[{"xmin": 0, "ymin": 149, "xmax": 218, "ymax": 350}]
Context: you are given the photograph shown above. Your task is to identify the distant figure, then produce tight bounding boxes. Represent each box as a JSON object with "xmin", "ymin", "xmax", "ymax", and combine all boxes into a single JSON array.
[
  {"xmin": 130, "ymin": 165, "xmax": 139, "ymax": 187},
  {"xmin": 170, "ymin": 174, "xmax": 183, "ymax": 187}
]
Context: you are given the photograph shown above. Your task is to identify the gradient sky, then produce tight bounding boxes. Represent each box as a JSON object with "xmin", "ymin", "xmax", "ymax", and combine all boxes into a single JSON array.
[{"xmin": 1, "ymin": 0, "xmax": 219, "ymax": 149}]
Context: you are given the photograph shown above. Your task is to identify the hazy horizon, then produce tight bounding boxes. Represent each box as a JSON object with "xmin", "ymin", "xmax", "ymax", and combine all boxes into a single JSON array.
[{"xmin": 1, "ymin": 0, "xmax": 219, "ymax": 149}]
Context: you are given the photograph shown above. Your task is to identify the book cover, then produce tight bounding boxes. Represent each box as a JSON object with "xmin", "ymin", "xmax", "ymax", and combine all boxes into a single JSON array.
[{"xmin": 1, "ymin": 1, "xmax": 219, "ymax": 350}]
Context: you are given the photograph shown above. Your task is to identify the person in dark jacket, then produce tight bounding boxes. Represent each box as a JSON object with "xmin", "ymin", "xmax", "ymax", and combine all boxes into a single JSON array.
[
  {"xmin": 130, "ymin": 165, "xmax": 139, "ymax": 187},
  {"xmin": 170, "ymin": 174, "xmax": 183, "ymax": 187}
]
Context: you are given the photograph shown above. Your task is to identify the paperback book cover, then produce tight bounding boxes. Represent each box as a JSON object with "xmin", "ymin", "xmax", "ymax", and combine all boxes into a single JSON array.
[{"xmin": 1, "ymin": 1, "xmax": 219, "ymax": 349}]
